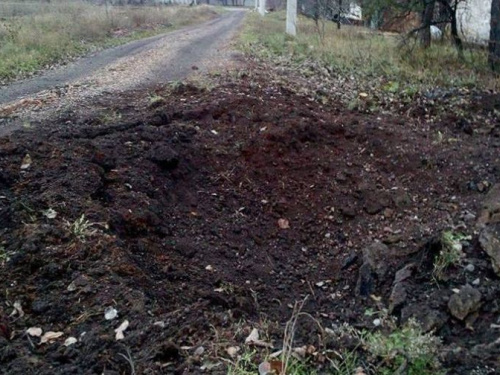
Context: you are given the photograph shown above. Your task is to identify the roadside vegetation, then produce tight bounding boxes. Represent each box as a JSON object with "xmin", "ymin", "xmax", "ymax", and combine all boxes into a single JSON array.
[
  {"xmin": 238, "ymin": 11, "xmax": 499, "ymax": 90},
  {"xmin": 0, "ymin": 1, "xmax": 218, "ymax": 84}
]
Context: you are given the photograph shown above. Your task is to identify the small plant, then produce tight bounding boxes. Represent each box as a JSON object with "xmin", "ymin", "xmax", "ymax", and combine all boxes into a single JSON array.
[
  {"xmin": 433, "ymin": 230, "xmax": 469, "ymax": 280},
  {"xmin": 148, "ymin": 93, "xmax": 165, "ymax": 107},
  {"xmin": 227, "ymin": 348, "xmax": 258, "ymax": 375},
  {"xmin": 66, "ymin": 214, "xmax": 98, "ymax": 241},
  {"xmin": 365, "ymin": 319, "xmax": 443, "ymax": 375}
]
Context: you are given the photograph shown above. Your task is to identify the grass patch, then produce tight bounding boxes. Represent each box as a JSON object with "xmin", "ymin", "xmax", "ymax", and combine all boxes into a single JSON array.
[
  {"xmin": 237, "ymin": 11, "xmax": 499, "ymax": 90},
  {"xmin": 0, "ymin": 1, "xmax": 219, "ymax": 83}
]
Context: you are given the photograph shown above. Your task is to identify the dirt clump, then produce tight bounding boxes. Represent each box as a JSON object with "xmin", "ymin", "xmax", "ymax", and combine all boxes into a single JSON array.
[{"xmin": 0, "ymin": 73, "xmax": 499, "ymax": 374}]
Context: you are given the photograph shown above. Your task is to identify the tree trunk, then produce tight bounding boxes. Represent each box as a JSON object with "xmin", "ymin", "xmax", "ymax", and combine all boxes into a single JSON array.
[
  {"xmin": 449, "ymin": 6, "xmax": 463, "ymax": 55},
  {"xmin": 337, "ymin": 0, "xmax": 342, "ymax": 29},
  {"xmin": 420, "ymin": 0, "xmax": 434, "ymax": 48},
  {"xmin": 489, "ymin": 0, "xmax": 500, "ymax": 72}
]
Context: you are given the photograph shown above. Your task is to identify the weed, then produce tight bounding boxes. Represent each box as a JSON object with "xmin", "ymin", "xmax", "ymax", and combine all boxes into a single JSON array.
[
  {"xmin": 365, "ymin": 319, "xmax": 443, "ymax": 374},
  {"xmin": 66, "ymin": 214, "xmax": 98, "ymax": 241},
  {"xmin": 0, "ymin": 2, "xmax": 218, "ymax": 83},
  {"xmin": 433, "ymin": 230, "xmax": 469, "ymax": 281},
  {"xmin": 227, "ymin": 348, "xmax": 258, "ymax": 375},
  {"xmin": 238, "ymin": 11, "xmax": 500, "ymax": 90},
  {"xmin": 99, "ymin": 110, "xmax": 122, "ymax": 124},
  {"xmin": 148, "ymin": 94, "xmax": 165, "ymax": 107}
]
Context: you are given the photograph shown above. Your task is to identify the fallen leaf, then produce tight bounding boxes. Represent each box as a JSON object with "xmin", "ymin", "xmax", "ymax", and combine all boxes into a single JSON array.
[
  {"xmin": 11, "ymin": 301, "xmax": 24, "ymax": 318},
  {"xmin": 40, "ymin": 331, "xmax": 64, "ymax": 344},
  {"xmin": 258, "ymin": 361, "xmax": 271, "ymax": 375},
  {"xmin": 277, "ymin": 218, "xmax": 289, "ymax": 229},
  {"xmin": 245, "ymin": 328, "xmax": 259, "ymax": 344},
  {"xmin": 245, "ymin": 328, "xmax": 273, "ymax": 348},
  {"xmin": 64, "ymin": 337, "xmax": 77, "ymax": 346},
  {"xmin": 115, "ymin": 320, "xmax": 129, "ymax": 341},
  {"xmin": 104, "ymin": 307, "xmax": 118, "ymax": 320},
  {"xmin": 20, "ymin": 154, "xmax": 32, "ymax": 170},
  {"xmin": 194, "ymin": 346, "xmax": 205, "ymax": 356},
  {"xmin": 43, "ymin": 208, "xmax": 57, "ymax": 219},
  {"xmin": 26, "ymin": 327, "xmax": 43, "ymax": 337},
  {"xmin": 226, "ymin": 346, "xmax": 240, "ymax": 357}
]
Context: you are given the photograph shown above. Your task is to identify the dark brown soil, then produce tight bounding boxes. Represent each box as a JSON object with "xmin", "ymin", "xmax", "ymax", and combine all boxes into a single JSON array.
[{"xmin": 0, "ymin": 71, "xmax": 499, "ymax": 374}]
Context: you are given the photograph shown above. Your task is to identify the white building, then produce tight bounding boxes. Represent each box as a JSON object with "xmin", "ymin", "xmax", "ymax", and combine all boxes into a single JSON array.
[{"xmin": 457, "ymin": 0, "xmax": 491, "ymax": 43}]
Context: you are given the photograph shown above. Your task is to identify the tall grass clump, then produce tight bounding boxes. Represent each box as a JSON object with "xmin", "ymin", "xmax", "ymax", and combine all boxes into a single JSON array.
[
  {"xmin": 0, "ymin": 1, "xmax": 217, "ymax": 83},
  {"xmin": 238, "ymin": 11, "xmax": 499, "ymax": 90}
]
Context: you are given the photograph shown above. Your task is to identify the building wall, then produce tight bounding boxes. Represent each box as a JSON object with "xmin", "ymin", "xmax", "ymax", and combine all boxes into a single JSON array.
[{"xmin": 457, "ymin": 0, "xmax": 491, "ymax": 43}]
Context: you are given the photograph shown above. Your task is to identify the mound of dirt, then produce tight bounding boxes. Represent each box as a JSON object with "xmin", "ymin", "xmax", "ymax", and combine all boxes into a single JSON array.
[{"xmin": 0, "ymin": 74, "xmax": 499, "ymax": 374}]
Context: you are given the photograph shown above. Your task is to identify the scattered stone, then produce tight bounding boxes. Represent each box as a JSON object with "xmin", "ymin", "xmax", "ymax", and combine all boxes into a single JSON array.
[
  {"xmin": 341, "ymin": 252, "xmax": 358, "ymax": 270},
  {"xmin": 472, "ymin": 278, "xmax": 480, "ymax": 286},
  {"xmin": 448, "ymin": 285, "xmax": 482, "ymax": 320},
  {"xmin": 361, "ymin": 241, "xmax": 393, "ymax": 279},
  {"xmin": 355, "ymin": 263, "xmax": 373, "ymax": 297},
  {"xmin": 401, "ymin": 304, "xmax": 448, "ymax": 332},
  {"xmin": 394, "ymin": 263, "xmax": 415, "ymax": 284},
  {"xmin": 389, "ymin": 281, "xmax": 407, "ymax": 313},
  {"xmin": 477, "ymin": 184, "xmax": 500, "ymax": 226},
  {"xmin": 464, "ymin": 264, "xmax": 475, "ymax": 272},
  {"xmin": 479, "ymin": 223, "xmax": 500, "ymax": 276}
]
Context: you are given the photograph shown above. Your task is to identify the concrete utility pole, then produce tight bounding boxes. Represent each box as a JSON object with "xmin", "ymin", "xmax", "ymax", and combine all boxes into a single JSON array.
[
  {"xmin": 286, "ymin": 0, "xmax": 297, "ymax": 36},
  {"xmin": 258, "ymin": 0, "xmax": 266, "ymax": 16}
]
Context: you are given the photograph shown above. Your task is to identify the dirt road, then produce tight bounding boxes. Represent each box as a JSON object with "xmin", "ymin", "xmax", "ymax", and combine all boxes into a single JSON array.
[{"xmin": 0, "ymin": 8, "xmax": 246, "ymax": 131}]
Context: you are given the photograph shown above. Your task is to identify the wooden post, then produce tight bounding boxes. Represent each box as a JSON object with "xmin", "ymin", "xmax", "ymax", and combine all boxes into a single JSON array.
[{"xmin": 286, "ymin": 0, "xmax": 297, "ymax": 35}]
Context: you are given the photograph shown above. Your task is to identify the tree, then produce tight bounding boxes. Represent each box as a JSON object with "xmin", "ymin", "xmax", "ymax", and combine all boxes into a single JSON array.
[
  {"xmin": 420, "ymin": 0, "xmax": 435, "ymax": 47},
  {"xmin": 490, "ymin": 0, "xmax": 500, "ymax": 72}
]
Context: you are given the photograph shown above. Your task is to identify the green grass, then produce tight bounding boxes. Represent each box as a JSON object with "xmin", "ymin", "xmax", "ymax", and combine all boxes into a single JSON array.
[
  {"xmin": 0, "ymin": 1, "xmax": 219, "ymax": 83},
  {"xmin": 237, "ymin": 11, "xmax": 499, "ymax": 90}
]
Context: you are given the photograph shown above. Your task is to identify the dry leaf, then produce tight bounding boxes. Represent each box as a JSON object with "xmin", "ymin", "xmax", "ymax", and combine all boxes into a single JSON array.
[
  {"xmin": 40, "ymin": 331, "xmax": 64, "ymax": 344},
  {"xmin": 43, "ymin": 208, "xmax": 57, "ymax": 219},
  {"xmin": 64, "ymin": 337, "xmax": 77, "ymax": 346},
  {"xmin": 245, "ymin": 328, "xmax": 259, "ymax": 344},
  {"xmin": 226, "ymin": 346, "xmax": 240, "ymax": 357},
  {"xmin": 115, "ymin": 320, "xmax": 129, "ymax": 341},
  {"xmin": 26, "ymin": 327, "xmax": 43, "ymax": 337},
  {"xmin": 11, "ymin": 301, "xmax": 24, "ymax": 318},
  {"xmin": 277, "ymin": 218, "xmax": 289, "ymax": 229},
  {"xmin": 258, "ymin": 361, "xmax": 271, "ymax": 375},
  {"xmin": 245, "ymin": 328, "xmax": 273, "ymax": 348},
  {"xmin": 20, "ymin": 154, "xmax": 32, "ymax": 170},
  {"xmin": 104, "ymin": 307, "xmax": 118, "ymax": 320}
]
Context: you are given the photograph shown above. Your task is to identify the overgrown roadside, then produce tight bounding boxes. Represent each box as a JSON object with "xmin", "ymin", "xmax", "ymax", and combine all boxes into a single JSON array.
[{"xmin": 0, "ymin": 1, "xmax": 220, "ymax": 85}]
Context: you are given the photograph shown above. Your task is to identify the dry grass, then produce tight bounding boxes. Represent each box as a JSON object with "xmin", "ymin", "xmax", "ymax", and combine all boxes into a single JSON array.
[
  {"xmin": 0, "ymin": 1, "xmax": 218, "ymax": 83},
  {"xmin": 238, "ymin": 11, "xmax": 500, "ymax": 90}
]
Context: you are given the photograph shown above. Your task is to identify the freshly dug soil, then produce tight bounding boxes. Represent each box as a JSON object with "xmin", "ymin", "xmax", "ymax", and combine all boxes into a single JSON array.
[{"xmin": 0, "ymin": 72, "xmax": 499, "ymax": 374}]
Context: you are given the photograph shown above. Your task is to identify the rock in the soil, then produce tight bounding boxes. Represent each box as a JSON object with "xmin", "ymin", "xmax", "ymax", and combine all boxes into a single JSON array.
[
  {"xmin": 401, "ymin": 304, "xmax": 448, "ymax": 332},
  {"xmin": 361, "ymin": 241, "xmax": 393, "ymax": 279},
  {"xmin": 479, "ymin": 223, "xmax": 500, "ymax": 276},
  {"xmin": 448, "ymin": 285, "xmax": 482, "ymax": 320},
  {"xmin": 477, "ymin": 183, "xmax": 500, "ymax": 226},
  {"xmin": 147, "ymin": 145, "xmax": 179, "ymax": 170},
  {"xmin": 355, "ymin": 263, "xmax": 374, "ymax": 296},
  {"xmin": 356, "ymin": 241, "xmax": 395, "ymax": 296},
  {"xmin": 389, "ymin": 281, "xmax": 407, "ymax": 313}
]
